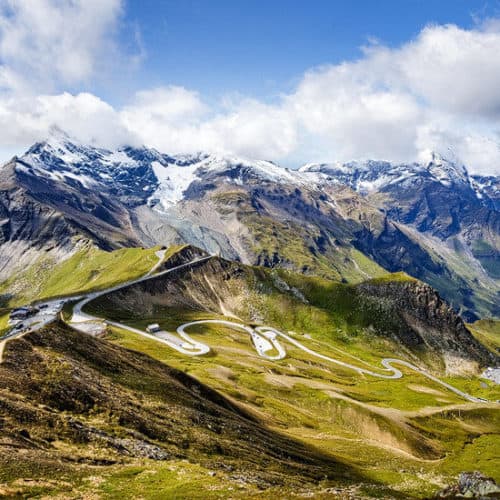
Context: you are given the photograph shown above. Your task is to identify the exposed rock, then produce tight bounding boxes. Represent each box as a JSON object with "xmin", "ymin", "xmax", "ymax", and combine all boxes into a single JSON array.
[
  {"xmin": 356, "ymin": 279, "xmax": 497, "ymax": 372},
  {"xmin": 437, "ymin": 472, "xmax": 500, "ymax": 498},
  {"xmin": 0, "ymin": 135, "xmax": 498, "ymax": 319},
  {"xmin": 67, "ymin": 419, "xmax": 170, "ymax": 460}
]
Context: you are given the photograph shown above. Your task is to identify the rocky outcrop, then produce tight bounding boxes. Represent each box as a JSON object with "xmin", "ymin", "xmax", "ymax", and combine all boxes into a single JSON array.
[
  {"xmin": 356, "ymin": 278, "xmax": 497, "ymax": 372},
  {"xmin": 437, "ymin": 472, "xmax": 500, "ymax": 498},
  {"xmin": 0, "ymin": 137, "xmax": 499, "ymax": 319},
  {"xmin": 88, "ymin": 255, "xmax": 495, "ymax": 374}
]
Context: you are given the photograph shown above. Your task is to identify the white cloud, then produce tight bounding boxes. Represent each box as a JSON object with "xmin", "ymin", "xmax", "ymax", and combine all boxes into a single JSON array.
[
  {"xmin": 204, "ymin": 99, "xmax": 297, "ymax": 159},
  {"xmin": 279, "ymin": 22, "xmax": 500, "ymax": 169},
  {"xmin": 0, "ymin": 92, "xmax": 133, "ymax": 150},
  {"xmin": 115, "ymin": 21, "xmax": 500, "ymax": 173},
  {"xmin": 120, "ymin": 89, "xmax": 297, "ymax": 159},
  {"xmin": 288, "ymin": 64, "xmax": 423, "ymax": 162},
  {"xmin": 0, "ymin": 6, "xmax": 499, "ymax": 175},
  {"xmin": 396, "ymin": 24, "xmax": 500, "ymax": 118},
  {"xmin": 0, "ymin": 0, "xmax": 123, "ymax": 91}
]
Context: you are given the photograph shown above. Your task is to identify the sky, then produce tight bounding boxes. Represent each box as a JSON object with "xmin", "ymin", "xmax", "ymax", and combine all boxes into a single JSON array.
[{"xmin": 0, "ymin": 0, "xmax": 499, "ymax": 174}]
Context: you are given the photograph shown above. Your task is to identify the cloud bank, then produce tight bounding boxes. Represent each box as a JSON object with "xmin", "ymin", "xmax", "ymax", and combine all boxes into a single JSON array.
[{"xmin": 0, "ymin": 1, "xmax": 499, "ymax": 174}]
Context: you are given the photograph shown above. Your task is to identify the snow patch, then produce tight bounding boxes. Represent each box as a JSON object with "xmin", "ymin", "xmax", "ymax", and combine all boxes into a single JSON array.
[{"xmin": 149, "ymin": 160, "xmax": 201, "ymax": 209}]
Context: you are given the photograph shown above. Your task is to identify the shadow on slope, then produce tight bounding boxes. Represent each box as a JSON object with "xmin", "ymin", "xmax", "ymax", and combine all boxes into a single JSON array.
[{"xmin": 0, "ymin": 321, "xmax": 400, "ymax": 497}]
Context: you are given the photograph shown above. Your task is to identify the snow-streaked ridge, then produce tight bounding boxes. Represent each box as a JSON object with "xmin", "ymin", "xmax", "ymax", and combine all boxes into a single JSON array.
[
  {"xmin": 147, "ymin": 153, "xmax": 310, "ymax": 210},
  {"xmin": 300, "ymin": 151, "xmax": 472, "ymax": 194},
  {"xmin": 14, "ymin": 131, "xmax": 498, "ymax": 209}
]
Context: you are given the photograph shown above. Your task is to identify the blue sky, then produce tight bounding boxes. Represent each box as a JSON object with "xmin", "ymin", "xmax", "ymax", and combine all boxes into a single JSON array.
[
  {"xmin": 115, "ymin": 0, "xmax": 498, "ymax": 104},
  {"xmin": 0, "ymin": 1, "xmax": 499, "ymax": 173}
]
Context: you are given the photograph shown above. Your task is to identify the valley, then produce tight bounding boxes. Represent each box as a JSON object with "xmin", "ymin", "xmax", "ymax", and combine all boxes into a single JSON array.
[
  {"xmin": 1, "ymin": 134, "xmax": 498, "ymax": 321},
  {"xmin": 0, "ymin": 138, "xmax": 499, "ymax": 498},
  {"xmin": 1, "ymin": 243, "xmax": 498, "ymax": 497},
  {"xmin": 1, "ymin": 5, "xmax": 499, "ymax": 498}
]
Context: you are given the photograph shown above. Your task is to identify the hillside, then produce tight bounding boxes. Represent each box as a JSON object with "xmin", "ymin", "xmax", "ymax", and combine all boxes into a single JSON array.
[
  {"xmin": 0, "ymin": 321, "xmax": 371, "ymax": 498},
  {"xmin": 75, "ymin": 253, "xmax": 499, "ymax": 498},
  {"xmin": 0, "ymin": 244, "xmax": 498, "ymax": 498},
  {"xmin": 87, "ymin": 254, "xmax": 496, "ymax": 375},
  {"xmin": 0, "ymin": 133, "xmax": 498, "ymax": 319}
]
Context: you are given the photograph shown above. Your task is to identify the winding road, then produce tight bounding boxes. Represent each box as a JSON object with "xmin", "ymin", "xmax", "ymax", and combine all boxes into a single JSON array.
[
  {"xmin": 177, "ymin": 321, "xmax": 489, "ymax": 403},
  {"xmin": 69, "ymin": 251, "xmax": 214, "ymax": 355},
  {"xmin": 1, "ymin": 250, "xmax": 493, "ymax": 404}
]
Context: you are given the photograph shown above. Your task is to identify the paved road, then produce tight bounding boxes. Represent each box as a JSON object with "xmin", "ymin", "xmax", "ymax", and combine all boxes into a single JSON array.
[
  {"xmin": 0, "ymin": 251, "xmax": 210, "ymax": 358},
  {"xmin": 0, "ymin": 298, "xmax": 67, "ymax": 362},
  {"xmin": 177, "ymin": 320, "xmax": 286, "ymax": 360},
  {"xmin": 105, "ymin": 319, "xmax": 210, "ymax": 356},
  {"xmin": 177, "ymin": 320, "xmax": 490, "ymax": 404},
  {"xmin": 69, "ymin": 253, "xmax": 214, "ymax": 355},
  {"xmin": 0, "ymin": 251, "xmax": 492, "ymax": 403}
]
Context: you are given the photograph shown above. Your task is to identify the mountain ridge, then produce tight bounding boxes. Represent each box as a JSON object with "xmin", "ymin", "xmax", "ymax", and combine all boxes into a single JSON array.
[{"xmin": 0, "ymin": 133, "xmax": 498, "ymax": 320}]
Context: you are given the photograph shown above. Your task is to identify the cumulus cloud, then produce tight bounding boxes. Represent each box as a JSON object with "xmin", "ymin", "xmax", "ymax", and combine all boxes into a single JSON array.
[
  {"xmin": 396, "ymin": 23, "xmax": 500, "ymax": 118},
  {"xmin": 0, "ymin": 92, "xmax": 134, "ymax": 150},
  {"xmin": 0, "ymin": 0, "xmax": 124, "ymax": 92},
  {"xmin": 120, "ymin": 88, "xmax": 297, "ymax": 159},
  {"xmin": 0, "ymin": 4, "xmax": 499, "ymax": 175},
  {"xmin": 280, "ymin": 22, "xmax": 500, "ymax": 168},
  {"xmin": 116, "ymin": 21, "xmax": 500, "ymax": 173},
  {"xmin": 288, "ymin": 64, "xmax": 423, "ymax": 161}
]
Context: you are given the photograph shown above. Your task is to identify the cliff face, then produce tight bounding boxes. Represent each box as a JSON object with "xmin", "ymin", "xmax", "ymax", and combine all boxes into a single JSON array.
[
  {"xmin": 157, "ymin": 244, "xmax": 210, "ymax": 272},
  {"xmin": 1, "ymin": 139, "xmax": 499, "ymax": 320},
  {"xmin": 356, "ymin": 279, "xmax": 497, "ymax": 373}
]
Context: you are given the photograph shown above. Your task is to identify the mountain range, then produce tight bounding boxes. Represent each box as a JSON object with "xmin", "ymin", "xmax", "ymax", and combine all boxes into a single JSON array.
[
  {"xmin": 1, "ymin": 131, "xmax": 498, "ymax": 321},
  {"xmin": 1, "ymin": 132, "xmax": 499, "ymax": 498}
]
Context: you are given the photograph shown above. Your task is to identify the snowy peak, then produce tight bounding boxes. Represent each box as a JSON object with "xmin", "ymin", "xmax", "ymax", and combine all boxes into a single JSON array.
[
  {"xmin": 15, "ymin": 136, "xmax": 309, "ymax": 211},
  {"xmin": 418, "ymin": 149, "xmax": 468, "ymax": 186},
  {"xmin": 13, "ymin": 133, "xmax": 499, "ymax": 212},
  {"xmin": 17, "ymin": 136, "xmax": 162, "ymax": 203},
  {"xmin": 300, "ymin": 152, "xmax": 472, "ymax": 194},
  {"xmin": 146, "ymin": 152, "xmax": 308, "ymax": 210},
  {"xmin": 471, "ymin": 174, "xmax": 500, "ymax": 210}
]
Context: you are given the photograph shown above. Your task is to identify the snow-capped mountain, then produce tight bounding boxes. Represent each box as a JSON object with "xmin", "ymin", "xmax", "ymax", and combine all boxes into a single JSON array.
[
  {"xmin": 471, "ymin": 174, "xmax": 500, "ymax": 210},
  {"xmin": 1, "ymin": 133, "xmax": 499, "ymax": 320},
  {"xmin": 17, "ymin": 133, "xmax": 311, "ymax": 211},
  {"xmin": 18, "ymin": 133, "xmax": 498, "ymax": 212},
  {"xmin": 301, "ymin": 151, "xmax": 471, "ymax": 195}
]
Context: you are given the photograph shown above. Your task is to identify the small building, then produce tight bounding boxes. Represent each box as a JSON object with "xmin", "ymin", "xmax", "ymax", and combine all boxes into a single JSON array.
[
  {"xmin": 10, "ymin": 307, "xmax": 31, "ymax": 320},
  {"xmin": 9, "ymin": 306, "xmax": 39, "ymax": 322},
  {"xmin": 146, "ymin": 323, "xmax": 161, "ymax": 333}
]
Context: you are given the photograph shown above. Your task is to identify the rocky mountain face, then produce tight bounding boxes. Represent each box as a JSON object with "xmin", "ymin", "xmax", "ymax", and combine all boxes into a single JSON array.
[
  {"xmin": 302, "ymin": 151, "xmax": 500, "ymax": 319},
  {"xmin": 355, "ymin": 278, "xmax": 496, "ymax": 372},
  {"xmin": 0, "ymin": 133, "xmax": 498, "ymax": 319}
]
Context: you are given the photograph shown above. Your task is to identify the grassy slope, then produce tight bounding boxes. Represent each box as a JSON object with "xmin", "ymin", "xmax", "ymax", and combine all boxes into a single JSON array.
[
  {"xmin": 1, "ymin": 246, "xmax": 498, "ymax": 497},
  {"xmin": 212, "ymin": 189, "xmax": 387, "ymax": 283},
  {"xmin": 105, "ymin": 321, "xmax": 499, "ymax": 498},
  {"xmin": 0, "ymin": 244, "xmax": 165, "ymax": 308},
  {"xmin": 84, "ymin": 262, "xmax": 500, "ymax": 498},
  {"xmin": 0, "ymin": 322, "xmax": 379, "ymax": 499},
  {"xmin": 469, "ymin": 319, "xmax": 500, "ymax": 355}
]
